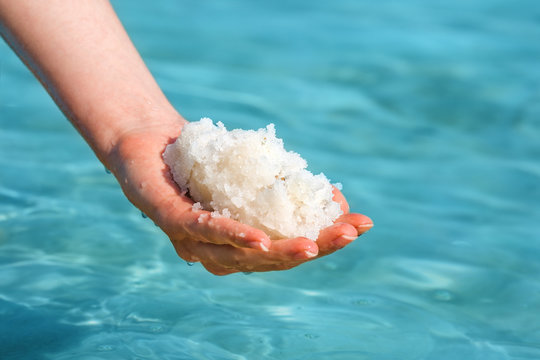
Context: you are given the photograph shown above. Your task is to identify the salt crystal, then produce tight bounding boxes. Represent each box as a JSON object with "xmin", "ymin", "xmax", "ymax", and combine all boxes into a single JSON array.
[
  {"xmin": 210, "ymin": 209, "xmax": 231, "ymax": 218},
  {"xmin": 197, "ymin": 213, "xmax": 208, "ymax": 223},
  {"xmin": 192, "ymin": 202, "xmax": 203, "ymax": 211},
  {"xmin": 221, "ymin": 208, "xmax": 232, "ymax": 218},
  {"xmin": 163, "ymin": 118, "xmax": 343, "ymax": 240}
]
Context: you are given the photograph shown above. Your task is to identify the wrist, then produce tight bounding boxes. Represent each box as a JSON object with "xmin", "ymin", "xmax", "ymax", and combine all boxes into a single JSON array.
[
  {"xmin": 99, "ymin": 108, "xmax": 188, "ymax": 173},
  {"xmin": 101, "ymin": 110, "xmax": 188, "ymax": 221}
]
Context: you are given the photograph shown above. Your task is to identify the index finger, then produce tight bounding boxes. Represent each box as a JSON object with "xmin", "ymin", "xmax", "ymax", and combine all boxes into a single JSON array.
[
  {"xmin": 179, "ymin": 209, "xmax": 272, "ymax": 252},
  {"xmin": 183, "ymin": 236, "xmax": 319, "ymax": 275}
]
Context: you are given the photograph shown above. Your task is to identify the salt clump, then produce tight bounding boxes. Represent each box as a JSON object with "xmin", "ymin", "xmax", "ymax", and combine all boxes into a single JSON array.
[{"xmin": 163, "ymin": 118, "xmax": 343, "ymax": 240}]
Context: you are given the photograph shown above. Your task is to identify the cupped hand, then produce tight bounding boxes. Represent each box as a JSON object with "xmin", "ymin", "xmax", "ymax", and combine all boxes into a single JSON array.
[{"xmin": 109, "ymin": 121, "xmax": 373, "ymax": 275}]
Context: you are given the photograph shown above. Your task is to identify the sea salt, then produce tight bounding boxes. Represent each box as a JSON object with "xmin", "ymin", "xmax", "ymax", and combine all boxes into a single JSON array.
[
  {"xmin": 210, "ymin": 208, "xmax": 231, "ymax": 218},
  {"xmin": 191, "ymin": 202, "xmax": 203, "ymax": 211},
  {"xmin": 163, "ymin": 118, "xmax": 343, "ymax": 240}
]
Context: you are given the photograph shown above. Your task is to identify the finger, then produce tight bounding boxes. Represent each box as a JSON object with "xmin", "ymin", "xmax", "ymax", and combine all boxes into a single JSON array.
[
  {"xmin": 332, "ymin": 186, "xmax": 350, "ymax": 214},
  {"xmin": 200, "ymin": 262, "xmax": 238, "ymax": 276},
  {"xmin": 270, "ymin": 237, "xmax": 319, "ymax": 260},
  {"xmin": 179, "ymin": 210, "xmax": 272, "ymax": 251},
  {"xmin": 316, "ymin": 222, "xmax": 359, "ymax": 257},
  {"xmin": 184, "ymin": 237, "xmax": 318, "ymax": 273},
  {"xmin": 336, "ymin": 213, "xmax": 373, "ymax": 236},
  {"xmin": 202, "ymin": 259, "xmax": 300, "ymax": 275},
  {"xmin": 170, "ymin": 239, "xmax": 201, "ymax": 263}
]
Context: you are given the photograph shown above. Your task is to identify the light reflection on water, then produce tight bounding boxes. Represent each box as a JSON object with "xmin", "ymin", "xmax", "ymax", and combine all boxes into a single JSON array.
[{"xmin": 1, "ymin": 0, "xmax": 540, "ymax": 359}]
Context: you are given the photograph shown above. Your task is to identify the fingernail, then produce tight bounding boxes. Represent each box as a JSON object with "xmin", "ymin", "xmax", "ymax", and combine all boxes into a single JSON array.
[
  {"xmin": 333, "ymin": 235, "xmax": 357, "ymax": 248},
  {"xmin": 356, "ymin": 216, "xmax": 374, "ymax": 230},
  {"xmin": 294, "ymin": 250, "xmax": 317, "ymax": 260},
  {"xmin": 356, "ymin": 223, "xmax": 373, "ymax": 230},
  {"xmin": 248, "ymin": 241, "xmax": 269, "ymax": 252}
]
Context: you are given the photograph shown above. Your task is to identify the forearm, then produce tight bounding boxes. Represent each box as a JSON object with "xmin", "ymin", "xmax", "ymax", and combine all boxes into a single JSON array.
[{"xmin": 0, "ymin": 0, "xmax": 186, "ymax": 168}]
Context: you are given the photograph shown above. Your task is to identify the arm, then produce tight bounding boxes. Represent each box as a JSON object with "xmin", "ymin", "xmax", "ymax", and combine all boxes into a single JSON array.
[
  {"xmin": 0, "ymin": 0, "xmax": 372, "ymax": 275},
  {"xmin": 0, "ymin": 0, "xmax": 182, "ymax": 162}
]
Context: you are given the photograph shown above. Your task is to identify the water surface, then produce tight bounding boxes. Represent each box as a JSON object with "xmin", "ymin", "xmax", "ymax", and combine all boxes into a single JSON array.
[{"xmin": 1, "ymin": 0, "xmax": 540, "ymax": 359}]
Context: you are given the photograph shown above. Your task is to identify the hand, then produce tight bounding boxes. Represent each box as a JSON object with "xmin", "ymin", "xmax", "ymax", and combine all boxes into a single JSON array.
[
  {"xmin": 1, "ymin": 0, "xmax": 369, "ymax": 275},
  {"xmin": 109, "ymin": 121, "xmax": 373, "ymax": 275}
]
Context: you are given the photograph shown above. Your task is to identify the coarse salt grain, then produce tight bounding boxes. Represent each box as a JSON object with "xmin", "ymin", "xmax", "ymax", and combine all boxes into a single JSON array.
[
  {"xmin": 192, "ymin": 202, "xmax": 203, "ymax": 211},
  {"xmin": 163, "ymin": 118, "xmax": 343, "ymax": 240}
]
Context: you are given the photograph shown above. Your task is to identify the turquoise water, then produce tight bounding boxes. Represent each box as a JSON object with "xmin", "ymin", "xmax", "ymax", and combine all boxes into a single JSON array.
[{"xmin": 1, "ymin": 0, "xmax": 540, "ymax": 358}]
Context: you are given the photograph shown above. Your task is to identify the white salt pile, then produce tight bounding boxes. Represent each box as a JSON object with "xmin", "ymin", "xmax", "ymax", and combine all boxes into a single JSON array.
[{"xmin": 163, "ymin": 118, "xmax": 343, "ymax": 240}]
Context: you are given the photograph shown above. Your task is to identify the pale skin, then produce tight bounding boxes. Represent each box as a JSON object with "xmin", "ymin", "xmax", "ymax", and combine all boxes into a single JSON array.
[{"xmin": 0, "ymin": 0, "xmax": 373, "ymax": 275}]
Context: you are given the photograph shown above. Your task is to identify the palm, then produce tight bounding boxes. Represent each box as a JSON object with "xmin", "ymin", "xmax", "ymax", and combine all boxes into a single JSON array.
[{"xmin": 111, "ymin": 125, "xmax": 372, "ymax": 275}]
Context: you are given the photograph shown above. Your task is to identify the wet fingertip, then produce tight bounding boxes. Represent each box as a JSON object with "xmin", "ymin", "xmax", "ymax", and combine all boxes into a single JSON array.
[
  {"xmin": 341, "ymin": 235, "xmax": 358, "ymax": 242},
  {"xmin": 355, "ymin": 222, "xmax": 374, "ymax": 234},
  {"xmin": 357, "ymin": 215, "xmax": 374, "ymax": 227},
  {"xmin": 294, "ymin": 250, "xmax": 318, "ymax": 260},
  {"xmin": 338, "ymin": 222, "xmax": 359, "ymax": 238},
  {"xmin": 293, "ymin": 241, "xmax": 319, "ymax": 260},
  {"xmin": 333, "ymin": 234, "xmax": 357, "ymax": 248},
  {"xmin": 247, "ymin": 228, "xmax": 272, "ymax": 251},
  {"xmin": 247, "ymin": 240, "xmax": 270, "ymax": 252}
]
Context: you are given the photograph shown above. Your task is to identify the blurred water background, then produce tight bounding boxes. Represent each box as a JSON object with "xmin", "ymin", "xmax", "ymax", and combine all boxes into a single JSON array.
[{"xmin": 1, "ymin": 0, "xmax": 540, "ymax": 359}]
